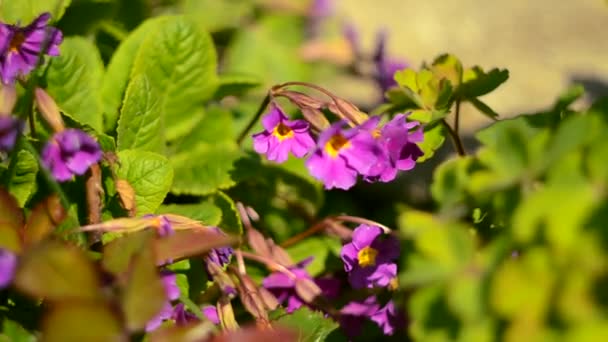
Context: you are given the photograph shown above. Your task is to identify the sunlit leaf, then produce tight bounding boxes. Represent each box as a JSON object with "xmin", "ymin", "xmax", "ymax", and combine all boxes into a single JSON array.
[{"xmin": 42, "ymin": 302, "xmax": 124, "ymax": 341}]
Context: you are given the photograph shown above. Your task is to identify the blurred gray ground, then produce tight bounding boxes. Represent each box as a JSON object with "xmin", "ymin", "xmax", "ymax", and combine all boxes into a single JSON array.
[{"xmin": 338, "ymin": 0, "xmax": 608, "ymax": 132}]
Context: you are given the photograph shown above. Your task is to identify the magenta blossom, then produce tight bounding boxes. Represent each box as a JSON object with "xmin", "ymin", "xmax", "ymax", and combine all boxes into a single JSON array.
[
  {"xmin": 41, "ymin": 129, "xmax": 102, "ymax": 182},
  {"xmin": 0, "ymin": 248, "xmax": 17, "ymax": 289},
  {"xmin": 146, "ymin": 271, "xmax": 181, "ymax": 332},
  {"xmin": 0, "ymin": 13, "xmax": 63, "ymax": 85},
  {"xmin": 262, "ymin": 258, "xmax": 315, "ymax": 313},
  {"xmin": 252, "ymin": 104, "xmax": 315, "ymax": 163},
  {"xmin": 340, "ymin": 297, "xmax": 402, "ymax": 337},
  {"xmin": 305, "ymin": 121, "xmax": 381, "ymax": 190},
  {"xmin": 206, "ymin": 227, "xmax": 233, "ymax": 268},
  {"xmin": 202, "ymin": 305, "xmax": 220, "ymax": 325},
  {"xmin": 340, "ymin": 225, "xmax": 399, "ymax": 289},
  {"xmin": 360, "ymin": 114, "xmax": 424, "ymax": 183},
  {"xmin": 0, "ymin": 115, "xmax": 22, "ymax": 152}
]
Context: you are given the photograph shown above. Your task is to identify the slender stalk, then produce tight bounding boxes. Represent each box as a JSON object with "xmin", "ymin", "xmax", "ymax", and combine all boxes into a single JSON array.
[
  {"xmin": 280, "ymin": 219, "xmax": 330, "ymax": 248},
  {"xmin": 333, "ymin": 215, "xmax": 392, "ymax": 233},
  {"xmin": 453, "ymin": 99, "xmax": 461, "ymax": 136},
  {"xmin": 236, "ymin": 93, "xmax": 271, "ymax": 146},
  {"xmin": 239, "ymin": 251, "xmax": 296, "ymax": 279},
  {"xmin": 441, "ymin": 119, "xmax": 466, "ymax": 157}
]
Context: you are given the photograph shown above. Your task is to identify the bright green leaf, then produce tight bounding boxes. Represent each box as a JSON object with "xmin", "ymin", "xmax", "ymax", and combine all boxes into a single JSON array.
[
  {"xmin": 272, "ymin": 307, "xmax": 340, "ymax": 342},
  {"xmin": 170, "ymin": 143, "xmax": 242, "ymax": 196},
  {"xmin": 116, "ymin": 150, "xmax": 173, "ymax": 215},
  {"xmin": 417, "ymin": 124, "xmax": 446, "ymax": 162},
  {"xmin": 116, "ymin": 74, "xmax": 163, "ymax": 153},
  {"xmin": 46, "ymin": 37, "xmax": 105, "ymax": 131},
  {"xmin": 6, "ymin": 150, "xmax": 38, "ymax": 207},
  {"xmin": 0, "ymin": 0, "xmax": 71, "ymax": 23},
  {"xmin": 459, "ymin": 66, "xmax": 509, "ymax": 99}
]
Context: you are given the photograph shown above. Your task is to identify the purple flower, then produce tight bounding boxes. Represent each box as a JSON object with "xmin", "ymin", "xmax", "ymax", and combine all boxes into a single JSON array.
[
  {"xmin": 340, "ymin": 297, "xmax": 402, "ymax": 337},
  {"xmin": 253, "ymin": 104, "xmax": 315, "ymax": 163},
  {"xmin": 202, "ymin": 305, "xmax": 220, "ymax": 325},
  {"xmin": 262, "ymin": 258, "xmax": 314, "ymax": 313},
  {"xmin": 171, "ymin": 303, "xmax": 198, "ymax": 325},
  {"xmin": 206, "ymin": 227, "xmax": 233, "ymax": 268},
  {"xmin": 370, "ymin": 300, "xmax": 402, "ymax": 336},
  {"xmin": 305, "ymin": 121, "xmax": 381, "ymax": 190},
  {"xmin": 361, "ymin": 114, "xmax": 423, "ymax": 183},
  {"xmin": 339, "ymin": 297, "xmax": 380, "ymax": 337},
  {"xmin": 0, "ymin": 115, "xmax": 22, "ymax": 152},
  {"xmin": 0, "ymin": 13, "xmax": 63, "ymax": 85},
  {"xmin": 373, "ymin": 30, "xmax": 408, "ymax": 93},
  {"xmin": 146, "ymin": 271, "xmax": 181, "ymax": 332},
  {"xmin": 340, "ymin": 225, "xmax": 399, "ymax": 289},
  {"xmin": 41, "ymin": 129, "xmax": 102, "ymax": 182},
  {"xmin": 0, "ymin": 248, "xmax": 17, "ymax": 289}
]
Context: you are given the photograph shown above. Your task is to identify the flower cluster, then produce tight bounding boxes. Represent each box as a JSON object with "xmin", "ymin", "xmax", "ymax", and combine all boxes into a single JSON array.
[
  {"xmin": 0, "ymin": 13, "xmax": 62, "ymax": 85},
  {"xmin": 252, "ymin": 104, "xmax": 423, "ymax": 190},
  {"xmin": 341, "ymin": 224, "xmax": 400, "ymax": 289},
  {"xmin": 340, "ymin": 297, "xmax": 402, "ymax": 337}
]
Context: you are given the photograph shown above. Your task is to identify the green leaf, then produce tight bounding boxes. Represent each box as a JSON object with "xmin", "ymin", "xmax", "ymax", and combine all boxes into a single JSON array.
[
  {"xmin": 170, "ymin": 142, "xmax": 242, "ymax": 196},
  {"xmin": 272, "ymin": 307, "xmax": 340, "ymax": 342},
  {"xmin": 6, "ymin": 150, "xmax": 38, "ymax": 207},
  {"xmin": 157, "ymin": 201, "xmax": 222, "ymax": 226},
  {"xmin": 130, "ymin": 15, "xmax": 218, "ymax": 140},
  {"xmin": 1, "ymin": 319, "xmax": 36, "ymax": 342},
  {"xmin": 116, "ymin": 150, "xmax": 173, "ymax": 215},
  {"xmin": 418, "ymin": 124, "xmax": 446, "ymax": 162},
  {"xmin": 173, "ymin": 105, "xmax": 234, "ymax": 155},
  {"xmin": 214, "ymin": 72, "xmax": 262, "ymax": 99},
  {"xmin": 42, "ymin": 302, "xmax": 123, "ymax": 342},
  {"xmin": 101, "ymin": 16, "xmax": 159, "ymax": 132},
  {"xmin": 431, "ymin": 156, "xmax": 475, "ymax": 209},
  {"xmin": 459, "ymin": 66, "xmax": 509, "ymax": 99},
  {"xmin": 0, "ymin": 0, "xmax": 72, "ymax": 23},
  {"xmin": 223, "ymin": 15, "xmax": 310, "ymax": 87},
  {"xmin": 468, "ymin": 97, "xmax": 499, "ymax": 120},
  {"xmin": 116, "ymin": 74, "xmax": 163, "ymax": 153},
  {"xmin": 14, "ymin": 241, "xmax": 101, "ymax": 301},
  {"xmin": 122, "ymin": 241, "xmax": 166, "ymax": 331},
  {"xmin": 431, "ymin": 53, "xmax": 463, "ymax": 88},
  {"xmin": 181, "ymin": 0, "xmax": 253, "ymax": 32},
  {"xmin": 45, "ymin": 37, "xmax": 105, "ymax": 132}
]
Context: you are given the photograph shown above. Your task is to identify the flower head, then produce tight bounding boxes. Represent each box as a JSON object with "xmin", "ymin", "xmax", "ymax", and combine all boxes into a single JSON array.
[
  {"xmin": 305, "ymin": 121, "xmax": 381, "ymax": 190},
  {"xmin": 0, "ymin": 248, "xmax": 17, "ymax": 289},
  {"xmin": 41, "ymin": 129, "xmax": 102, "ymax": 182},
  {"xmin": 340, "ymin": 297, "xmax": 402, "ymax": 337},
  {"xmin": 145, "ymin": 271, "xmax": 181, "ymax": 332},
  {"xmin": 206, "ymin": 227, "xmax": 233, "ymax": 268},
  {"xmin": 202, "ymin": 305, "xmax": 220, "ymax": 325},
  {"xmin": 253, "ymin": 104, "xmax": 315, "ymax": 163},
  {"xmin": 262, "ymin": 257, "xmax": 314, "ymax": 313},
  {"xmin": 361, "ymin": 114, "xmax": 424, "ymax": 183},
  {"xmin": 0, "ymin": 13, "xmax": 63, "ymax": 85},
  {"xmin": 370, "ymin": 300, "xmax": 402, "ymax": 336},
  {"xmin": 340, "ymin": 225, "xmax": 399, "ymax": 289},
  {"xmin": 0, "ymin": 115, "xmax": 22, "ymax": 153}
]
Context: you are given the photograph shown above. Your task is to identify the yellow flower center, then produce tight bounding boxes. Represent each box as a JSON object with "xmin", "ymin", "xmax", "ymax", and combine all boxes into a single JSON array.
[
  {"xmin": 371, "ymin": 128, "xmax": 381, "ymax": 139},
  {"xmin": 324, "ymin": 133, "xmax": 351, "ymax": 158},
  {"xmin": 272, "ymin": 122, "xmax": 294, "ymax": 141},
  {"xmin": 357, "ymin": 246, "xmax": 378, "ymax": 267},
  {"xmin": 9, "ymin": 32, "xmax": 26, "ymax": 52}
]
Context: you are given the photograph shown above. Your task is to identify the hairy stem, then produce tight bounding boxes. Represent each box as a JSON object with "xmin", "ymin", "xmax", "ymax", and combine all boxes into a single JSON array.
[
  {"xmin": 236, "ymin": 93, "xmax": 271, "ymax": 146},
  {"xmin": 239, "ymin": 251, "xmax": 296, "ymax": 279}
]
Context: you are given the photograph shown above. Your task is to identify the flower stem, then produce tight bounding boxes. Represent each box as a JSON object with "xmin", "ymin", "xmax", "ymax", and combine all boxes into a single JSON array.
[
  {"xmin": 236, "ymin": 93, "xmax": 271, "ymax": 146},
  {"xmin": 280, "ymin": 219, "xmax": 330, "ymax": 248},
  {"xmin": 333, "ymin": 215, "xmax": 393, "ymax": 233},
  {"xmin": 441, "ymin": 119, "xmax": 466, "ymax": 156},
  {"xmin": 453, "ymin": 99, "xmax": 461, "ymax": 136},
  {"xmin": 239, "ymin": 251, "xmax": 296, "ymax": 279}
]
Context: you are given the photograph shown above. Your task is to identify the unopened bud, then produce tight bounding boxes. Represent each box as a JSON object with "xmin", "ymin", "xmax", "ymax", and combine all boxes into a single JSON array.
[
  {"xmin": 35, "ymin": 88, "xmax": 64, "ymax": 132},
  {"xmin": 0, "ymin": 84, "xmax": 17, "ymax": 113},
  {"xmin": 115, "ymin": 179, "xmax": 136, "ymax": 217}
]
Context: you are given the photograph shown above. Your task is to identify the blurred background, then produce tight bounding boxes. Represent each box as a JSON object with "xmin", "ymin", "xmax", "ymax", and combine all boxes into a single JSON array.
[{"xmin": 337, "ymin": 0, "xmax": 608, "ymax": 132}]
